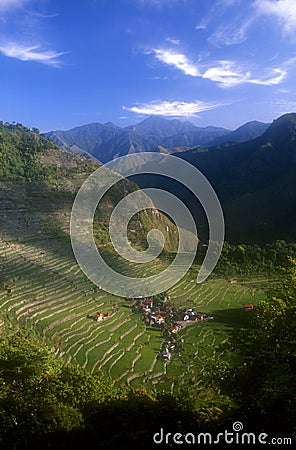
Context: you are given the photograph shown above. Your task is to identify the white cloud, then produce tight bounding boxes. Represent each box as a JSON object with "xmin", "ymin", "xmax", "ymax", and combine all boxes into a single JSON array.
[
  {"xmin": 0, "ymin": 0, "xmax": 29, "ymax": 11},
  {"xmin": 0, "ymin": 42, "xmax": 66, "ymax": 66},
  {"xmin": 0, "ymin": 2, "xmax": 64, "ymax": 67},
  {"xmin": 248, "ymin": 68, "xmax": 287, "ymax": 85},
  {"xmin": 254, "ymin": 0, "xmax": 296, "ymax": 37},
  {"xmin": 273, "ymin": 99, "xmax": 296, "ymax": 114},
  {"xmin": 165, "ymin": 37, "xmax": 180, "ymax": 45},
  {"xmin": 202, "ymin": 61, "xmax": 250, "ymax": 86},
  {"xmin": 203, "ymin": 61, "xmax": 286, "ymax": 87},
  {"xmin": 195, "ymin": 19, "xmax": 207, "ymax": 30},
  {"xmin": 208, "ymin": 19, "xmax": 253, "ymax": 46},
  {"xmin": 122, "ymin": 99, "xmax": 226, "ymax": 117},
  {"xmin": 150, "ymin": 47, "xmax": 286, "ymax": 87},
  {"xmin": 152, "ymin": 48, "xmax": 200, "ymax": 77}
]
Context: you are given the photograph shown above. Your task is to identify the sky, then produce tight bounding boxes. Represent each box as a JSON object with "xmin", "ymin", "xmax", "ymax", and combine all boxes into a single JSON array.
[{"xmin": 1, "ymin": 0, "xmax": 296, "ymax": 132}]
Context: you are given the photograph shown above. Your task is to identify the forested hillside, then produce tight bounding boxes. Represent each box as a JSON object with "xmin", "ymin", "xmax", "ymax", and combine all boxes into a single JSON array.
[
  {"xmin": 133, "ymin": 113, "xmax": 296, "ymax": 244},
  {"xmin": 1, "ymin": 120, "xmax": 295, "ymax": 448}
]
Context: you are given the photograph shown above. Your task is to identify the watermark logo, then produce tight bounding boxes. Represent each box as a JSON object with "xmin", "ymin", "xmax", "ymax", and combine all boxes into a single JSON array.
[
  {"xmin": 70, "ymin": 152, "xmax": 224, "ymax": 297},
  {"xmin": 152, "ymin": 422, "xmax": 293, "ymax": 446},
  {"xmin": 232, "ymin": 421, "xmax": 243, "ymax": 432}
]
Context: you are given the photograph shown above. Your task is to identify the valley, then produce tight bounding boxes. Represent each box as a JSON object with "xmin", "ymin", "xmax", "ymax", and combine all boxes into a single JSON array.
[
  {"xmin": 2, "ymin": 0, "xmax": 296, "ymax": 445},
  {"xmin": 0, "ymin": 118, "xmax": 295, "ymax": 447},
  {"xmin": 0, "ymin": 219, "xmax": 266, "ymax": 395}
]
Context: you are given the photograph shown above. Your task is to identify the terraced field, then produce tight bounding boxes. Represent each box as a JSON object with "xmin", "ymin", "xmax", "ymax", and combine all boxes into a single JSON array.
[
  {"xmin": 0, "ymin": 234, "xmax": 267, "ymax": 394},
  {"xmin": 0, "ymin": 181, "xmax": 267, "ymax": 395}
]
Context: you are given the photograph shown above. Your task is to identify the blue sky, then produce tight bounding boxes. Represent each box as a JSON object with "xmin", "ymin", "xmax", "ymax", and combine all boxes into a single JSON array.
[{"xmin": 1, "ymin": 0, "xmax": 296, "ymax": 131}]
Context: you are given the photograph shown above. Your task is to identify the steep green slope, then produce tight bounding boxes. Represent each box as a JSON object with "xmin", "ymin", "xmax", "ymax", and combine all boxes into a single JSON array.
[
  {"xmin": 0, "ymin": 121, "xmax": 261, "ymax": 391},
  {"xmin": 0, "ymin": 121, "xmax": 55, "ymax": 181},
  {"xmin": 0, "ymin": 121, "xmax": 99, "ymax": 184},
  {"xmin": 0, "ymin": 121, "xmax": 179, "ymax": 252},
  {"xmin": 0, "ymin": 121, "xmax": 294, "ymax": 448},
  {"xmin": 170, "ymin": 113, "xmax": 296, "ymax": 243}
]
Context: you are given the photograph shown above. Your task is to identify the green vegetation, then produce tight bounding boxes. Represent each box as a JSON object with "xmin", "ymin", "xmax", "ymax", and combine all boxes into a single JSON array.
[
  {"xmin": 0, "ymin": 121, "xmax": 54, "ymax": 181},
  {"xmin": 1, "ymin": 120, "xmax": 295, "ymax": 447},
  {"xmin": 0, "ymin": 121, "xmax": 99, "ymax": 187},
  {"xmin": 210, "ymin": 258, "xmax": 296, "ymax": 437},
  {"xmin": 0, "ymin": 328, "xmax": 228, "ymax": 449},
  {"xmin": 215, "ymin": 240, "xmax": 296, "ymax": 276},
  {"xmin": 1, "ymin": 257, "xmax": 295, "ymax": 447},
  {"xmin": 0, "ymin": 331, "xmax": 116, "ymax": 448}
]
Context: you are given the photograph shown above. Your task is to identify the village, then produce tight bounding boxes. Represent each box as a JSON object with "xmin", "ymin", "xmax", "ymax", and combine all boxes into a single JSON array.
[
  {"xmin": 134, "ymin": 294, "xmax": 216, "ymax": 362},
  {"xmin": 90, "ymin": 292, "xmax": 254, "ymax": 363}
]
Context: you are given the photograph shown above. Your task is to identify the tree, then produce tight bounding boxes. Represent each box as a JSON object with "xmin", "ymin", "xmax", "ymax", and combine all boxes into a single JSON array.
[
  {"xmin": 211, "ymin": 258, "xmax": 296, "ymax": 437},
  {"xmin": 0, "ymin": 332, "xmax": 117, "ymax": 448}
]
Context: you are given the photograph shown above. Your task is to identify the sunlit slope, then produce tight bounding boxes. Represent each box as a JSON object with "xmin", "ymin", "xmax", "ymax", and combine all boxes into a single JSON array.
[{"xmin": 0, "ymin": 121, "xmax": 266, "ymax": 395}]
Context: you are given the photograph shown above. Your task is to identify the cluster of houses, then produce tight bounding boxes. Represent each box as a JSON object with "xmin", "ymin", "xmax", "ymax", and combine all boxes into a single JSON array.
[
  {"xmin": 95, "ymin": 311, "xmax": 112, "ymax": 322},
  {"xmin": 243, "ymin": 303, "xmax": 254, "ymax": 311},
  {"xmin": 89, "ymin": 303, "xmax": 118, "ymax": 323},
  {"xmin": 160, "ymin": 341, "xmax": 175, "ymax": 361},
  {"xmin": 181, "ymin": 309, "xmax": 214, "ymax": 322},
  {"xmin": 135, "ymin": 294, "xmax": 216, "ymax": 362},
  {"xmin": 140, "ymin": 300, "xmax": 166, "ymax": 325}
]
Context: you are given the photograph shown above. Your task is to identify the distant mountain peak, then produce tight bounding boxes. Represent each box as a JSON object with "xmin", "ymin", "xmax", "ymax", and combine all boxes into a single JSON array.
[
  {"xmin": 209, "ymin": 120, "xmax": 271, "ymax": 146},
  {"xmin": 103, "ymin": 121, "xmax": 118, "ymax": 128},
  {"xmin": 261, "ymin": 113, "xmax": 296, "ymax": 142},
  {"xmin": 46, "ymin": 115, "xmax": 275, "ymax": 163}
]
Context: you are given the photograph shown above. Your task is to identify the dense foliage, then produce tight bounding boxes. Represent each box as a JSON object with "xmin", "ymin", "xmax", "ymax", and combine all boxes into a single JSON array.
[
  {"xmin": 0, "ymin": 331, "xmax": 227, "ymax": 449},
  {"xmin": 0, "ymin": 121, "xmax": 54, "ymax": 181},
  {"xmin": 0, "ymin": 332, "xmax": 117, "ymax": 448},
  {"xmin": 0, "ymin": 121, "xmax": 99, "ymax": 186},
  {"xmin": 1, "ymin": 119, "xmax": 295, "ymax": 447},
  {"xmin": 211, "ymin": 258, "xmax": 296, "ymax": 438},
  {"xmin": 214, "ymin": 240, "xmax": 296, "ymax": 276}
]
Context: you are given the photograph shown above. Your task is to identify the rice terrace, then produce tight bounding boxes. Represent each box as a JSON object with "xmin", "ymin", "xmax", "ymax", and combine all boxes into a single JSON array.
[
  {"xmin": 1, "ymin": 117, "xmax": 296, "ymax": 448},
  {"xmin": 0, "ymin": 232, "xmax": 267, "ymax": 395},
  {"xmin": 0, "ymin": 177, "xmax": 266, "ymax": 395},
  {"xmin": 2, "ymin": 0, "xmax": 296, "ymax": 447}
]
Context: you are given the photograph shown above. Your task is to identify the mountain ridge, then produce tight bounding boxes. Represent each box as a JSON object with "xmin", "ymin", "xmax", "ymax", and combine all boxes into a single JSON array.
[
  {"xmin": 209, "ymin": 120, "xmax": 270, "ymax": 146},
  {"xmin": 46, "ymin": 116, "xmax": 270, "ymax": 162},
  {"xmin": 174, "ymin": 113, "xmax": 296, "ymax": 243}
]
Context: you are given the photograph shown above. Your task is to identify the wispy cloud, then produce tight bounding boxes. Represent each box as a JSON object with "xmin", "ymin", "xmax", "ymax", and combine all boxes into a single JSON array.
[
  {"xmin": 202, "ymin": 60, "xmax": 250, "ymax": 86},
  {"xmin": 149, "ymin": 47, "xmax": 287, "ymax": 87},
  {"xmin": 195, "ymin": 18, "xmax": 207, "ymax": 30},
  {"xmin": 208, "ymin": 19, "xmax": 253, "ymax": 46},
  {"xmin": 254, "ymin": 0, "xmax": 296, "ymax": 37},
  {"xmin": 0, "ymin": 1, "xmax": 65, "ymax": 67},
  {"xmin": 151, "ymin": 48, "xmax": 200, "ymax": 76},
  {"xmin": 0, "ymin": 0, "xmax": 30, "ymax": 11},
  {"xmin": 0, "ymin": 42, "xmax": 66, "ymax": 66},
  {"xmin": 165, "ymin": 37, "xmax": 180, "ymax": 45},
  {"xmin": 248, "ymin": 68, "xmax": 287, "ymax": 85},
  {"xmin": 122, "ymin": 99, "xmax": 226, "ymax": 117},
  {"xmin": 203, "ymin": 61, "xmax": 286, "ymax": 87},
  {"xmin": 274, "ymin": 98, "xmax": 296, "ymax": 109}
]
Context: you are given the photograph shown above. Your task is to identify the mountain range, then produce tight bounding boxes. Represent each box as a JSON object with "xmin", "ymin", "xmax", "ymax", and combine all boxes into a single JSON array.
[
  {"xmin": 138, "ymin": 113, "xmax": 296, "ymax": 244},
  {"xmin": 45, "ymin": 113, "xmax": 296, "ymax": 244},
  {"xmin": 2, "ymin": 113, "xmax": 296, "ymax": 245},
  {"xmin": 0, "ymin": 120, "xmax": 178, "ymax": 253},
  {"xmin": 46, "ymin": 116, "xmax": 270, "ymax": 162}
]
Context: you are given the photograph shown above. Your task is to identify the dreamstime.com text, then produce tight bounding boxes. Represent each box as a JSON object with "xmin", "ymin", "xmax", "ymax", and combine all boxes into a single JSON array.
[{"xmin": 153, "ymin": 422, "xmax": 293, "ymax": 446}]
